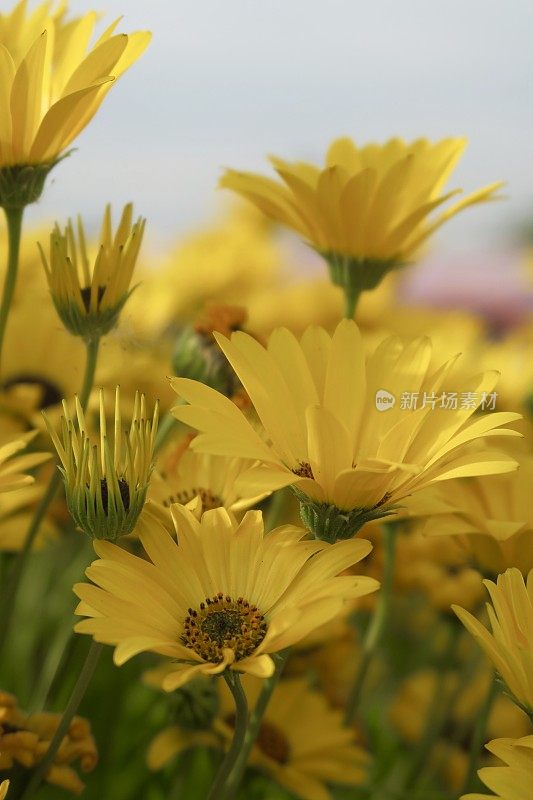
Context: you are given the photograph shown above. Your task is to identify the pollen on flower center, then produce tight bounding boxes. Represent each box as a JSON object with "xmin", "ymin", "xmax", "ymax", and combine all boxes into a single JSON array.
[
  {"xmin": 163, "ymin": 487, "xmax": 223, "ymax": 510},
  {"xmin": 99, "ymin": 477, "xmax": 131, "ymax": 514},
  {"xmin": 293, "ymin": 461, "xmax": 314, "ymax": 479},
  {"xmin": 181, "ymin": 593, "xmax": 267, "ymax": 662}
]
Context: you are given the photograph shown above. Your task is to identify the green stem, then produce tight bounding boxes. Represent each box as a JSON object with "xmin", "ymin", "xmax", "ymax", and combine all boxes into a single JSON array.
[
  {"xmin": 32, "ymin": 622, "xmax": 79, "ymax": 711},
  {"xmin": 344, "ymin": 521, "xmax": 396, "ymax": 725},
  {"xmin": 78, "ymin": 336, "xmax": 100, "ymax": 408},
  {"xmin": 401, "ymin": 623, "xmax": 461, "ymax": 791},
  {"xmin": 0, "ymin": 205, "xmax": 24, "ymax": 368},
  {"xmin": 19, "ymin": 641, "xmax": 103, "ymax": 799},
  {"xmin": 221, "ymin": 650, "xmax": 289, "ymax": 800},
  {"xmin": 0, "ymin": 337, "xmax": 100, "ymax": 653},
  {"xmin": 206, "ymin": 672, "xmax": 248, "ymax": 800},
  {"xmin": 460, "ymin": 675, "xmax": 499, "ymax": 795},
  {"xmin": 344, "ymin": 286, "xmax": 359, "ymax": 319}
]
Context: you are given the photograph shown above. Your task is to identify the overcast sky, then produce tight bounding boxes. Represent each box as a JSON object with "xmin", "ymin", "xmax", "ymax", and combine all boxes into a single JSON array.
[{"xmin": 25, "ymin": 0, "xmax": 533, "ymax": 258}]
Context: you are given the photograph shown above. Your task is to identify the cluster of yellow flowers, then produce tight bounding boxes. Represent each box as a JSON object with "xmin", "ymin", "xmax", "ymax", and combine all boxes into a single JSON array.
[{"xmin": 0, "ymin": 2, "xmax": 531, "ymax": 800}]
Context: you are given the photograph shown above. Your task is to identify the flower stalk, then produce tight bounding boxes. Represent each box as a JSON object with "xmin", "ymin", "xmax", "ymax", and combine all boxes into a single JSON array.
[
  {"xmin": 0, "ymin": 206, "xmax": 24, "ymax": 368},
  {"xmin": 460, "ymin": 675, "xmax": 499, "ymax": 795},
  {"xmin": 206, "ymin": 671, "xmax": 248, "ymax": 800},
  {"xmin": 218, "ymin": 650, "xmax": 289, "ymax": 800},
  {"xmin": 19, "ymin": 640, "xmax": 103, "ymax": 799},
  {"xmin": 344, "ymin": 521, "xmax": 396, "ymax": 725}
]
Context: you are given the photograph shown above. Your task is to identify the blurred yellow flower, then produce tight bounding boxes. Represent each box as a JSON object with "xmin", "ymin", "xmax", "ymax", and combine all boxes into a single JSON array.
[
  {"xmin": 217, "ymin": 676, "xmax": 369, "ymax": 800},
  {"xmin": 462, "ymin": 736, "xmax": 533, "ymax": 800},
  {"xmin": 0, "ymin": 780, "xmax": 7, "ymax": 800},
  {"xmin": 360, "ymin": 519, "xmax": 485, "ymax": 612},
  {"xmin": 0, "ymin": 478, "xmax": 57, "ymax": 551},
  {"xmin": 74, "ymin": 505, "xmax": 378, "ymax": 689},
  {"xmin": 392, "ymin": 667, "xmax": 531, "ymax": 795},
  {"xmin": 0, "ymin": 690, "xmax": 97, "ymax": 794},
  {"xmin": 171, "ymin": 319, "xmax": 520, "ymax": 539},
  {"xmin": 148, "ymin": 675, "xmax": 368, "ymax": 800},
  {"xmin": 412, "ymin": 454, "xmax": 533, "ymax": 576},
  {"xmin": 0, "ymin": 430, "xmax": 49, "ymax": 493},
  {"xmin": 0, "ymin": 1, "xmax": 151, "ymax": 170},
  {"xmin": 221, "ymin": 137, "xmax": 502, "ymax": 309},
  {"xmin": 127, "ymin": 205, "xmax": 282, "ymax": 339},
  {"xmin": 40, "ymin": 204, "xmax": 145, "ymax": 340},
  {"xmin": 454, "ymin": 569, "xmax": 533, "ymax": 713}
]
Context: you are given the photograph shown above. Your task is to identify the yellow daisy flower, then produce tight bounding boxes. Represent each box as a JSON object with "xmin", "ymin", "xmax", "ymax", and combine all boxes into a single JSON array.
[
  {"xmin": 220, "ymin": 137, "xmax": 502, "ymax": 311},
  {"xmin": 147, "ymin": 434, "xmax": 270, "ymax": 529},
  {"xmin": 74, "ymin": 504, "xmax": 378, "ymax": 689},
  {"xmin": 461, "ymin": 736, "xmax": 533, "ymax": 800},
  {"xmin": 0, "ymin": 1, "xmax": 151, "ymax": 206},
  {"xmin": 0, "ymin": 780, "xmax": 8, "ymax": 800},
  {"xmin": 453, "ymin": 569, "xmax": 533, "ymax": 713},
  {"xmin": 149, "ymin": 676, "xmax": 369, "ymax": 800},
  {"xmin": 411, "ymin": 454, "xmax": 533, "ymax": 576},
  {"xmin": 39, "ymin": 204, "xmax": 146, "ymax": 340},
  {"xmin": 44, "ymin": 387, "xmax": 159, "ymax": 541},
  {"xmin": 171, "ymin": 319, "xmax": 520, "ymax": 540}
]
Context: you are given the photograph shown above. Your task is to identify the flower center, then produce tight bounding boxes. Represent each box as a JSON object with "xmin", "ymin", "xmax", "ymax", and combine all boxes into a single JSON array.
[
  {"xmin": 182, "ymin": 594, "xmax": 267, "ymax": 662},
  {"xmin": 2, "ymin": 374, "xmax": 63, "ymax": 409},
  {"xmin": 195, "ymin": 303, "xmax": 247, "ymax": 340},
  {"xmin": 256, "ymin": 720, "xmax": 291, "ymax": 763},
  {"xmin": 0, "ymin": 721, "xmax": 21, "ymax": 734},
  {"xmin": 293, "ymin": 461, "xmax": 314, "ymax": 479},
  {"xmin": 164, "ymin": 487, "xmax": 223, "ymax": 511},
  {"xmin": 224, "ymin": 714, "xmax": 291, "ymax": 763}
]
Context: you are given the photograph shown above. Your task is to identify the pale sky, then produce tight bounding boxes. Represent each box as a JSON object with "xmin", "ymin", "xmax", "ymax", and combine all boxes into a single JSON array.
[{"xmin": 25, "ymin": 0, "xmax": 533, "ymax": 257}]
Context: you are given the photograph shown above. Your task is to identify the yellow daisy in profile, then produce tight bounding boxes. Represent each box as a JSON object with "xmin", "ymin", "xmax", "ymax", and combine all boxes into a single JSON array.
[
  {"xmin": 171, "ymin": 319, "xmax": 520, "ymax": 540},
  {"xmin": 149, "ymin": 676, "xmax": 369, "ymax": 800},
  {"xmin": 453, "ymin": 569, "xmax": 533, "ymax": 713},
  {"xmin": 0, "ymin": 1, "xmax": 151, "ymax": 205},
  {"xmin": 44, "ymin": 387, "xmax": 159, "ymax": 541},
  {"xmin": 221, "ymin": 137, "xmax": 502, "ymax": 313},
  {"xmin": 461, "ymin": 736, "xmax": 533, "ymax": 800},
  {"xmin": 411, "ymin": 453, "xmax": 533, "ymax": 576},
  {"xmin": 74, "ymin": 505, "xmax": 378, "ymax": 689},
  {"xmin": 39, "ymin": 204, "xmax": 146, "ymax": 340}
]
